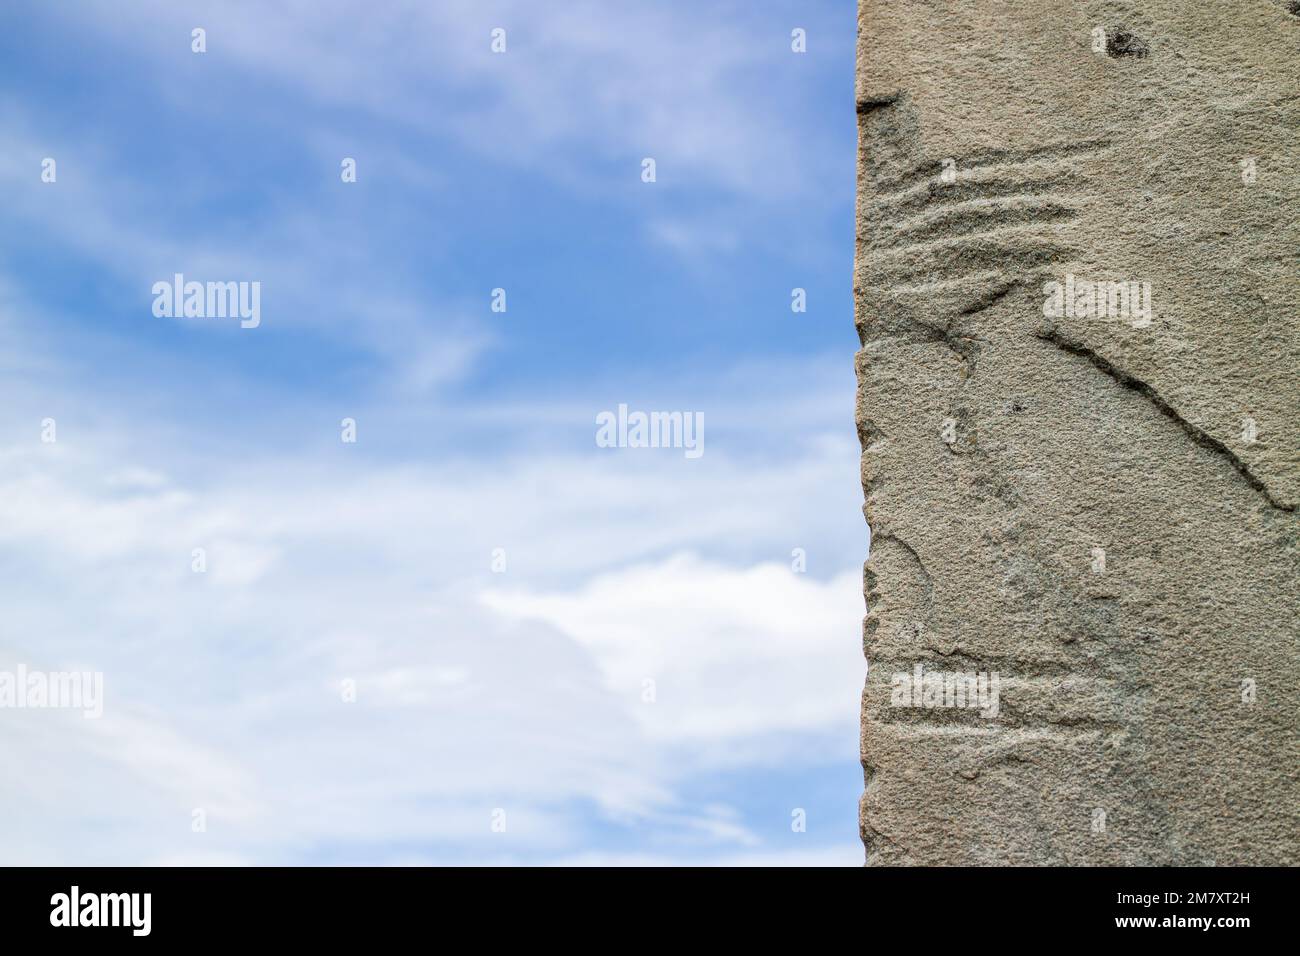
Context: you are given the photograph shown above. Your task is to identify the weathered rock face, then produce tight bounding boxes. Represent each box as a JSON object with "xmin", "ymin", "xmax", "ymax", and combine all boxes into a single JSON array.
[{"xmin": 855, "ymin": 0, "xmax": 1299, "ymax": 865}]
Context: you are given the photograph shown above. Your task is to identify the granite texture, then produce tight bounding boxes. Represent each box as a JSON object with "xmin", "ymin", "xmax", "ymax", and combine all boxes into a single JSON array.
[{"xmin": 855, "ymin": 0, "xmax": 1299, "ymax": 864}]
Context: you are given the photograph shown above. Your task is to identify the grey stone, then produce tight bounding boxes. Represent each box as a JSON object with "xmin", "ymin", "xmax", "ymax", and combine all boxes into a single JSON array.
[{"xmin": 855, "ymin": 0, "xmax": 1299, "ymax": 865}]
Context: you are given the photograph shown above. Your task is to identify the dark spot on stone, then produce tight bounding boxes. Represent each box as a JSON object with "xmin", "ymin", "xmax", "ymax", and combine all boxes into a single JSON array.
[
  {"xmin": 1008, "ymin": 401, "xmax": 1025, "ymax": 414},
  {"xmin": 1289, "ymin": 0, "xmax": 1300, "ymax": 15},
  {"xmin": 1106, "ymin": 28, "xmax": 1149, "ymax": 58}
]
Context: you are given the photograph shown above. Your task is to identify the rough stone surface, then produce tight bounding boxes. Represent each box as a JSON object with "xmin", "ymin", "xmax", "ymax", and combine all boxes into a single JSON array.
[{"xmin": 855, "ymin": 0, "xmax": 1299, "ymax": 865}]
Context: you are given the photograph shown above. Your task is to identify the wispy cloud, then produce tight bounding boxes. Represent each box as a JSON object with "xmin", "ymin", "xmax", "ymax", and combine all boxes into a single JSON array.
[
  {"xmin": 0, "ymin": 0, "xmax": 861, "ymax": 865},
  {"xmin": 56, "ymin": 0, "xmax": 844, "ymax": 198},
  {"xmin": 0, "ymin": 371, "xmax": 862, "ymax": 863}
]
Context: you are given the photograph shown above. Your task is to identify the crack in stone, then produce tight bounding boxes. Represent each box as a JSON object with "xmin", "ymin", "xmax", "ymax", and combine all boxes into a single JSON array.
[
  {"xmin": 1036, "ymin": 326, "xmax": 1294, "ymax": 512},
  {"xmin": 871, "ymin": 532, "xmax": 935, "ymax": 599},
  {"xmin": 856, "ymin": 93, "xmax": 901, "ymax": 115},
  {"xmin": 882, "ymin": 317, "xmax": 983, "ymax": 375},
  {"xmin": 959, "ymin": 280, "xmax": 1018, "ymax": 316}
]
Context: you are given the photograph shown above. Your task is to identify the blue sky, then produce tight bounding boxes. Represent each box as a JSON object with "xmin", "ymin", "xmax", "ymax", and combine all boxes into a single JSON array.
[{"xmin": 0, "ymin": 0, "xmax": 865, "ymax": 865}]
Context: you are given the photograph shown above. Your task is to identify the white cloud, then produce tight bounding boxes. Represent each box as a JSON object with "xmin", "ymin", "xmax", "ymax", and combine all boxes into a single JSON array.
[
  {"xmin": 482, "ymin": 554, "xmax": 863, "ymax": 742},
  {"xmin": 0, "ymin": 396, "xmax": 863, "ymax": 863},
  {"xmin": 0, "ymin": 0, "xmax": 863, "ymax": 865},
  {"xmin": 540, "ymin": 845, "xmax": 862, "ymax": 867},
  {"xmin": 0, "ymin": 107, "xmax": 494, "ymax": 396},
  {"xmin": 56, "ymin": 0, "xmax": 837, "ymax": 200}
]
